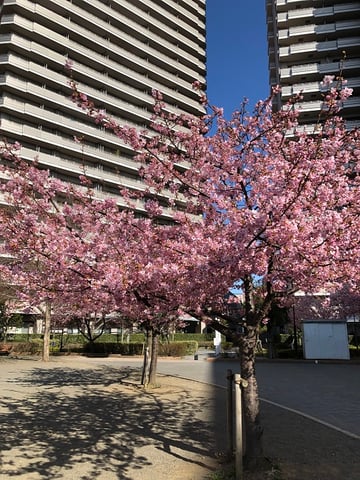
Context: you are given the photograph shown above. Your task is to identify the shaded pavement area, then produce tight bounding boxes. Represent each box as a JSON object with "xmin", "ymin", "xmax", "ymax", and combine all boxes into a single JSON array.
[
  {"xmin": 0, "ymin": 356, "xmax": 359, "ymax": 480},
  {"xmin": 0, "ymin": 357, "xmax": 224, "ymax": 480}
]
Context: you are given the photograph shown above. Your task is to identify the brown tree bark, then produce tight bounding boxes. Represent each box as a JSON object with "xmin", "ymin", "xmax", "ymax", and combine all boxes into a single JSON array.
[
  {"xmin": 141, "ymin": 328, "xmax": 152, "ymax": 386},
  {"xmin": 239, "ymin": 324, "xmax": 264, "ymax": 469},
  {"xmin": 148, "ymin": 330, "xmax": 159, "ymax": 387},
  {"xmin": 42, "ymin": 301, "xmax": 51, "ymax": 362}
]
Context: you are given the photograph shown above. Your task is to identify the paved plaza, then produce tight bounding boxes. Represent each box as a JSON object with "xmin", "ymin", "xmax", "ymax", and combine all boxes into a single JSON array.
[{"xmin": 0, "ymin": 355, "xmax": 359, "ymax": 479}]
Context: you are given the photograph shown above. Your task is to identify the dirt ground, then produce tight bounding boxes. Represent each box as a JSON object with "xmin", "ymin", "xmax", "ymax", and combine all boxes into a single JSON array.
[{"xmin": 0, "ymin": 356, "xmax": 359, "ymax": 480}]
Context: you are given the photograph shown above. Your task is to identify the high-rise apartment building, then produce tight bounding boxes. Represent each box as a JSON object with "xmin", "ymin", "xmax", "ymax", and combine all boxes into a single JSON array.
[
  {"xmin": 266, "ymin": 0, "xmax": 360, "ymax": 131},
  {"xmin": 0, "ymin": 0, "xmax": 206, "ymax": 213}
]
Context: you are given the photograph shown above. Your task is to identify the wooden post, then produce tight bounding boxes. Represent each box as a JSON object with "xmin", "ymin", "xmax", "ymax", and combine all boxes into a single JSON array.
[
  {"xmin": 234, "ymin": 374, "xmax": 243, "ymax": 480},
  {"xmin": 226, "ymin": 369, "xmax": 234, "ymax": 457}
]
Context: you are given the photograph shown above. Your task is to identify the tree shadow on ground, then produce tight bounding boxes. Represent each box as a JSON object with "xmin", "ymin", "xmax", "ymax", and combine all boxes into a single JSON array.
[
  {"xmin": 7, "ymin": 363, "xmax": 142, "ymax": 388},
  {"xmin": 259, "ymin": 402, "xmax": 360, "ymax": 480},
  {"xmin": 0, "ymin": 365, "xmax": 218, "ymax": 479}
]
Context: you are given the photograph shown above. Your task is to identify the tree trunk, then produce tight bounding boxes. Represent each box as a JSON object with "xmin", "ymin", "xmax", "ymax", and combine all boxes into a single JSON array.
[
  {"xmin": 42, "ymin": 301, "xmax": 51, "ymax": 362},
  {"xmin": 141, "ymin": 329, "xmax": 152, "ymax": 386},
  {"xmin": 239, "ymin": 324, "xmax": 264, "ymax": 469},
  {"xmin": 267, "ymin": 323, "xmax": 277, "ymax": 359},
  {"xmin": 148, "ymin": 331, "xmax": 159, "ymax": 387}
]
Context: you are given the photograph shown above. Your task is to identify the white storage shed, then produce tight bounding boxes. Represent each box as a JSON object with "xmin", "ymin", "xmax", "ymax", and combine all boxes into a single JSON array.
[{"xmin": 302, "ymin": 321, "xmax": 350, "ymax": 360}]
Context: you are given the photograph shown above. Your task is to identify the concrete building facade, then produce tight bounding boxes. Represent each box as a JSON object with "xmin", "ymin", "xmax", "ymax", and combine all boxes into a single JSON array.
[
  {"xmin": 0, "ymin": 0, "xmax": 206, "ymax": 211},
  {"xmin": 266, "ymin": 0, "xmax": 360, "ymax": 130}
]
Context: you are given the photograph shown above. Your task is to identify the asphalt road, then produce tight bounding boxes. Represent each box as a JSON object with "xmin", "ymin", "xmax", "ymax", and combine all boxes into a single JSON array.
[{"xmin": 97, "ymin": 357, "xmax": 360, "ymax": 440}]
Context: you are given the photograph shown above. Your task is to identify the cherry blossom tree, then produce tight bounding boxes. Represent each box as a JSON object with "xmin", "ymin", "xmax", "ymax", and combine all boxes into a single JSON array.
[
  {"xmin": 1, "ymin": 70, "xmax": 359, "ymax": 467},
  {"xmin": 0, "ymin": 145, "xmax": 186, "ymax": 372},
  {"xmin": 68, "ymin": 72, "xmax": 360, "ymax": 466},
  {"xmin": 0, "ymin": 148, "xmax": 119, "ymax": 359},
  {"xmin": 294, "ymin": 285, "xmax": 360, "ymax": 323}
]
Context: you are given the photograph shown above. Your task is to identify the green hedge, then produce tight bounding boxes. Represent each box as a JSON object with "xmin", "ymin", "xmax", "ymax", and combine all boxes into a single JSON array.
[
  {"xmin": 160, "ymin": 340, "xmax": 198, "ymax": 356},
  {"xmin": 83, "ymin": 340, "xmax": 198, "ymax": 357},
  {"xmin": 10, "ymin": 342, "xmax": 42, "ymax": 355},
  {"xmin": 84, "ymin": 342, "xmax": 144, "ymax": 355},
  {"xmin": 6, "ymin": 332, "xmax": 215, "ymax": 344},
  {"xmin": 349, "ymin": 345, "xmax": 360, "ymax": 357},
  {"xmin": 172, "ymin": 333, "xmax": 215, "ymax": 341},
  {"xmin": 6, "ymin": 333, "xmax": 43, "ymax": 342},
  {"xmin": 277, "ymin": 348, "xmax": 303, "ymax": 359},
  {"xmin": 197, "ymin": 341, "xmax": 215, "ymax": 349}
]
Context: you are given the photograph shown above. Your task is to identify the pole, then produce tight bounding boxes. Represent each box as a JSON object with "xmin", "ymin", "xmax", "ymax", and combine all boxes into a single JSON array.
[
  {"xmin": 292, "ymin": 304, "xmax": 298, "ymax": 355},
  {"xmin": 234, "ymin": 374, "xmax": 243, "ymax": 480},
  {"xmin": 226, "ymin": 369, "xmax": 233, "ymax": 457}
]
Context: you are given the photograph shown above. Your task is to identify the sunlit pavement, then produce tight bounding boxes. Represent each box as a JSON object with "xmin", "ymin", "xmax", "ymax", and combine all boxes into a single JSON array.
[{"xmin": 82, "ymin": 355, "xmax": 360, "ymax": 439}]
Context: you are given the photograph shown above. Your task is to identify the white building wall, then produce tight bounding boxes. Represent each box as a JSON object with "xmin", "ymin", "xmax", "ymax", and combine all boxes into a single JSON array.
[{"xmin": 0, "ymin": 0, "xmax": 206, "ymax": 210}]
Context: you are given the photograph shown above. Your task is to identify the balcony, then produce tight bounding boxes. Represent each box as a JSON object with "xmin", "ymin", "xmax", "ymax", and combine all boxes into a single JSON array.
[
  {"xmin": 3, "ymin": 31, "xmax": 202, "ymax": 103},
  {"xmin": 129, "ymin": 0, "xmax": 205, "ymax": 40},
  {"xmin": 0, "ymin": 74, "xmax": 151, "ymax": 131},
  {"xmin": 285, "ymin": 95, "xmax": 360, "ymax": 113},
  {"xmin": 279, "ymin": 19, "xmax": 360, "ymax": 43},
  {"xmin": 9, "ymin": 12, "xmax": 202, "ymax": 85},
  {"xmin": 279, "ymin": 37, "xmax": 360, "ymax": 61},
  {"xmin": 3, "ymin": 51, "xmax": 203, "ymax": 116},
  {"xmin": 16, "ymin": 147, "xmax": 183, "ymax": 219},
  {"xmin": 0, "ymin": 98, "xmax": 133, "ymax": 152},
  {"xmin": 280, "ymin": 58, "xmax": 360, "ymax": 80},
  {"xmin": 281, "ymin": 77, "xmax": 360, "ymax": 98},
  {"xmin": 18, "ymin": 146, "xmax": 144, "ymax": 191},
  {"xmin": 278, "ymin": 3, "xmax": 360, "ymax": 24}
]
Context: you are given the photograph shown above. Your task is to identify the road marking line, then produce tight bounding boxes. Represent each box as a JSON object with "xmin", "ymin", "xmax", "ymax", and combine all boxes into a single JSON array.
[
  {"xmin": 156, "ymin": 372, "xmax": 360, "ymax": 441},
  {"xmin": 259, "ymin": 396, "xmax": 360, "ymax": 440}
]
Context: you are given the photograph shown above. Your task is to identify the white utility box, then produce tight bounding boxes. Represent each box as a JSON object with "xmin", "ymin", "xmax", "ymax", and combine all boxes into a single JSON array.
[{"xmin": 302, "ymin": 321, "xmax": 350, "ymax": 360}]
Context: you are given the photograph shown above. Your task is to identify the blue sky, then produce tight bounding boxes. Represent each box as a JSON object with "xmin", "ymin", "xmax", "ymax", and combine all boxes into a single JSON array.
[{"xmin": 206, "ymin": 0, "xmax": 269, "ymax": 116}]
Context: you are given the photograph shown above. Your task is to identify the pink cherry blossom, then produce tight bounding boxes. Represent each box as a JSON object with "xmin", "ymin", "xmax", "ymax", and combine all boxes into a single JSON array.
[{"xmin": 1, "ymin": 70, "xmax": 358, "ymax": 464}]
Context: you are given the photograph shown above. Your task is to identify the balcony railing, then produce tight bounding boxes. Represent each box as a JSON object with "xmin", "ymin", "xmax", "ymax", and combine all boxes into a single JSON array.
[
  {"xmin": 278, "ymin": 3, "xmax": 360, "ymax": 23},
  {"xmin": 280, "ymin": 58, "xmax": 360, "ymax": 79},
  {"xmin": 10, "ymin": 12, "xmax": 202, "ymax": 84},
  {"xmin": 4, "ymin": 51, "xmax": 203, "ymax": 115},
  {"xmin": 3, "ymin": 31, "xmax": 201, "ymax": 103},
  {"xmin": 283, "ymin": 96, "xmax": 360, "ymax": 112},
  {"xmin": 279, "ymin": 37, "xmax": 360, "ymax": 58},
  {"xmin": 281, "ymin": 77, "xmax": 360, "ymax": 97},
  {"xmin": 279, "ymin": 19, "xmax": 360, "ymax": 40}
]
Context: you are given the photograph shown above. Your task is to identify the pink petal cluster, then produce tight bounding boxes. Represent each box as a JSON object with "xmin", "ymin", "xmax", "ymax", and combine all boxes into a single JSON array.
[{"xmin": 0, "ymin": 73, "xmax": 359, "ymax": 348}]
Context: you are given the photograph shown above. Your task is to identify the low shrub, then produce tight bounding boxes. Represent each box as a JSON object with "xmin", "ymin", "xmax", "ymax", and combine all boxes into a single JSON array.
[
  {"xmin": 129, "ymin": 333, "xmax": 146, "ymax": 343},
  {"xmin": 0, "ymin": 343, "xmax": 12, "ymax": 355},
  {"xmin": 59, "ymin": 343, "xmax": 84, "ymax": 354},
  {"xmin": 172, "ymin": 333, "xmax": 215, "ymax": 342},
  {"xmin": 349, "ymin": 346, "xmax": 360, "ymax": 357},
  {"xmin": 83, "ymin": 342, "xmax": 144, "ymax": 355},
  {"xmin": 198, "ymin": 341, "xmax": 215, "ymax": 349},
  {"xmin": 277, "ymin": 348, "xmax": 303, "ymax": 359},
  {"xmin": 221, "ymin": 342, "xmax": 234, "ymax": 351},
  {"xmin": 116, "ymin": 343, "xmax": 144, "ymax": 355},
  {"xmin": 83, "ymin": 340, "xmax": 198, "ymax": 357},
  {"xmin": 349, "ymin": 335, "xmax": 360, "ymax": 347},
  {"xmin": 10, "ymin": 342, "xmax": 42, "ymax": 355},
  {"xmin": 61, "ymin": 334, "xmax": 86, "ymax": 345},
  {"xmin": 159, "ymin": 340, "xmax": 198, "ymax": 356},
  {"xmin": 6, "ymin": 334, "xmax": 43, "ymax": 342}
]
